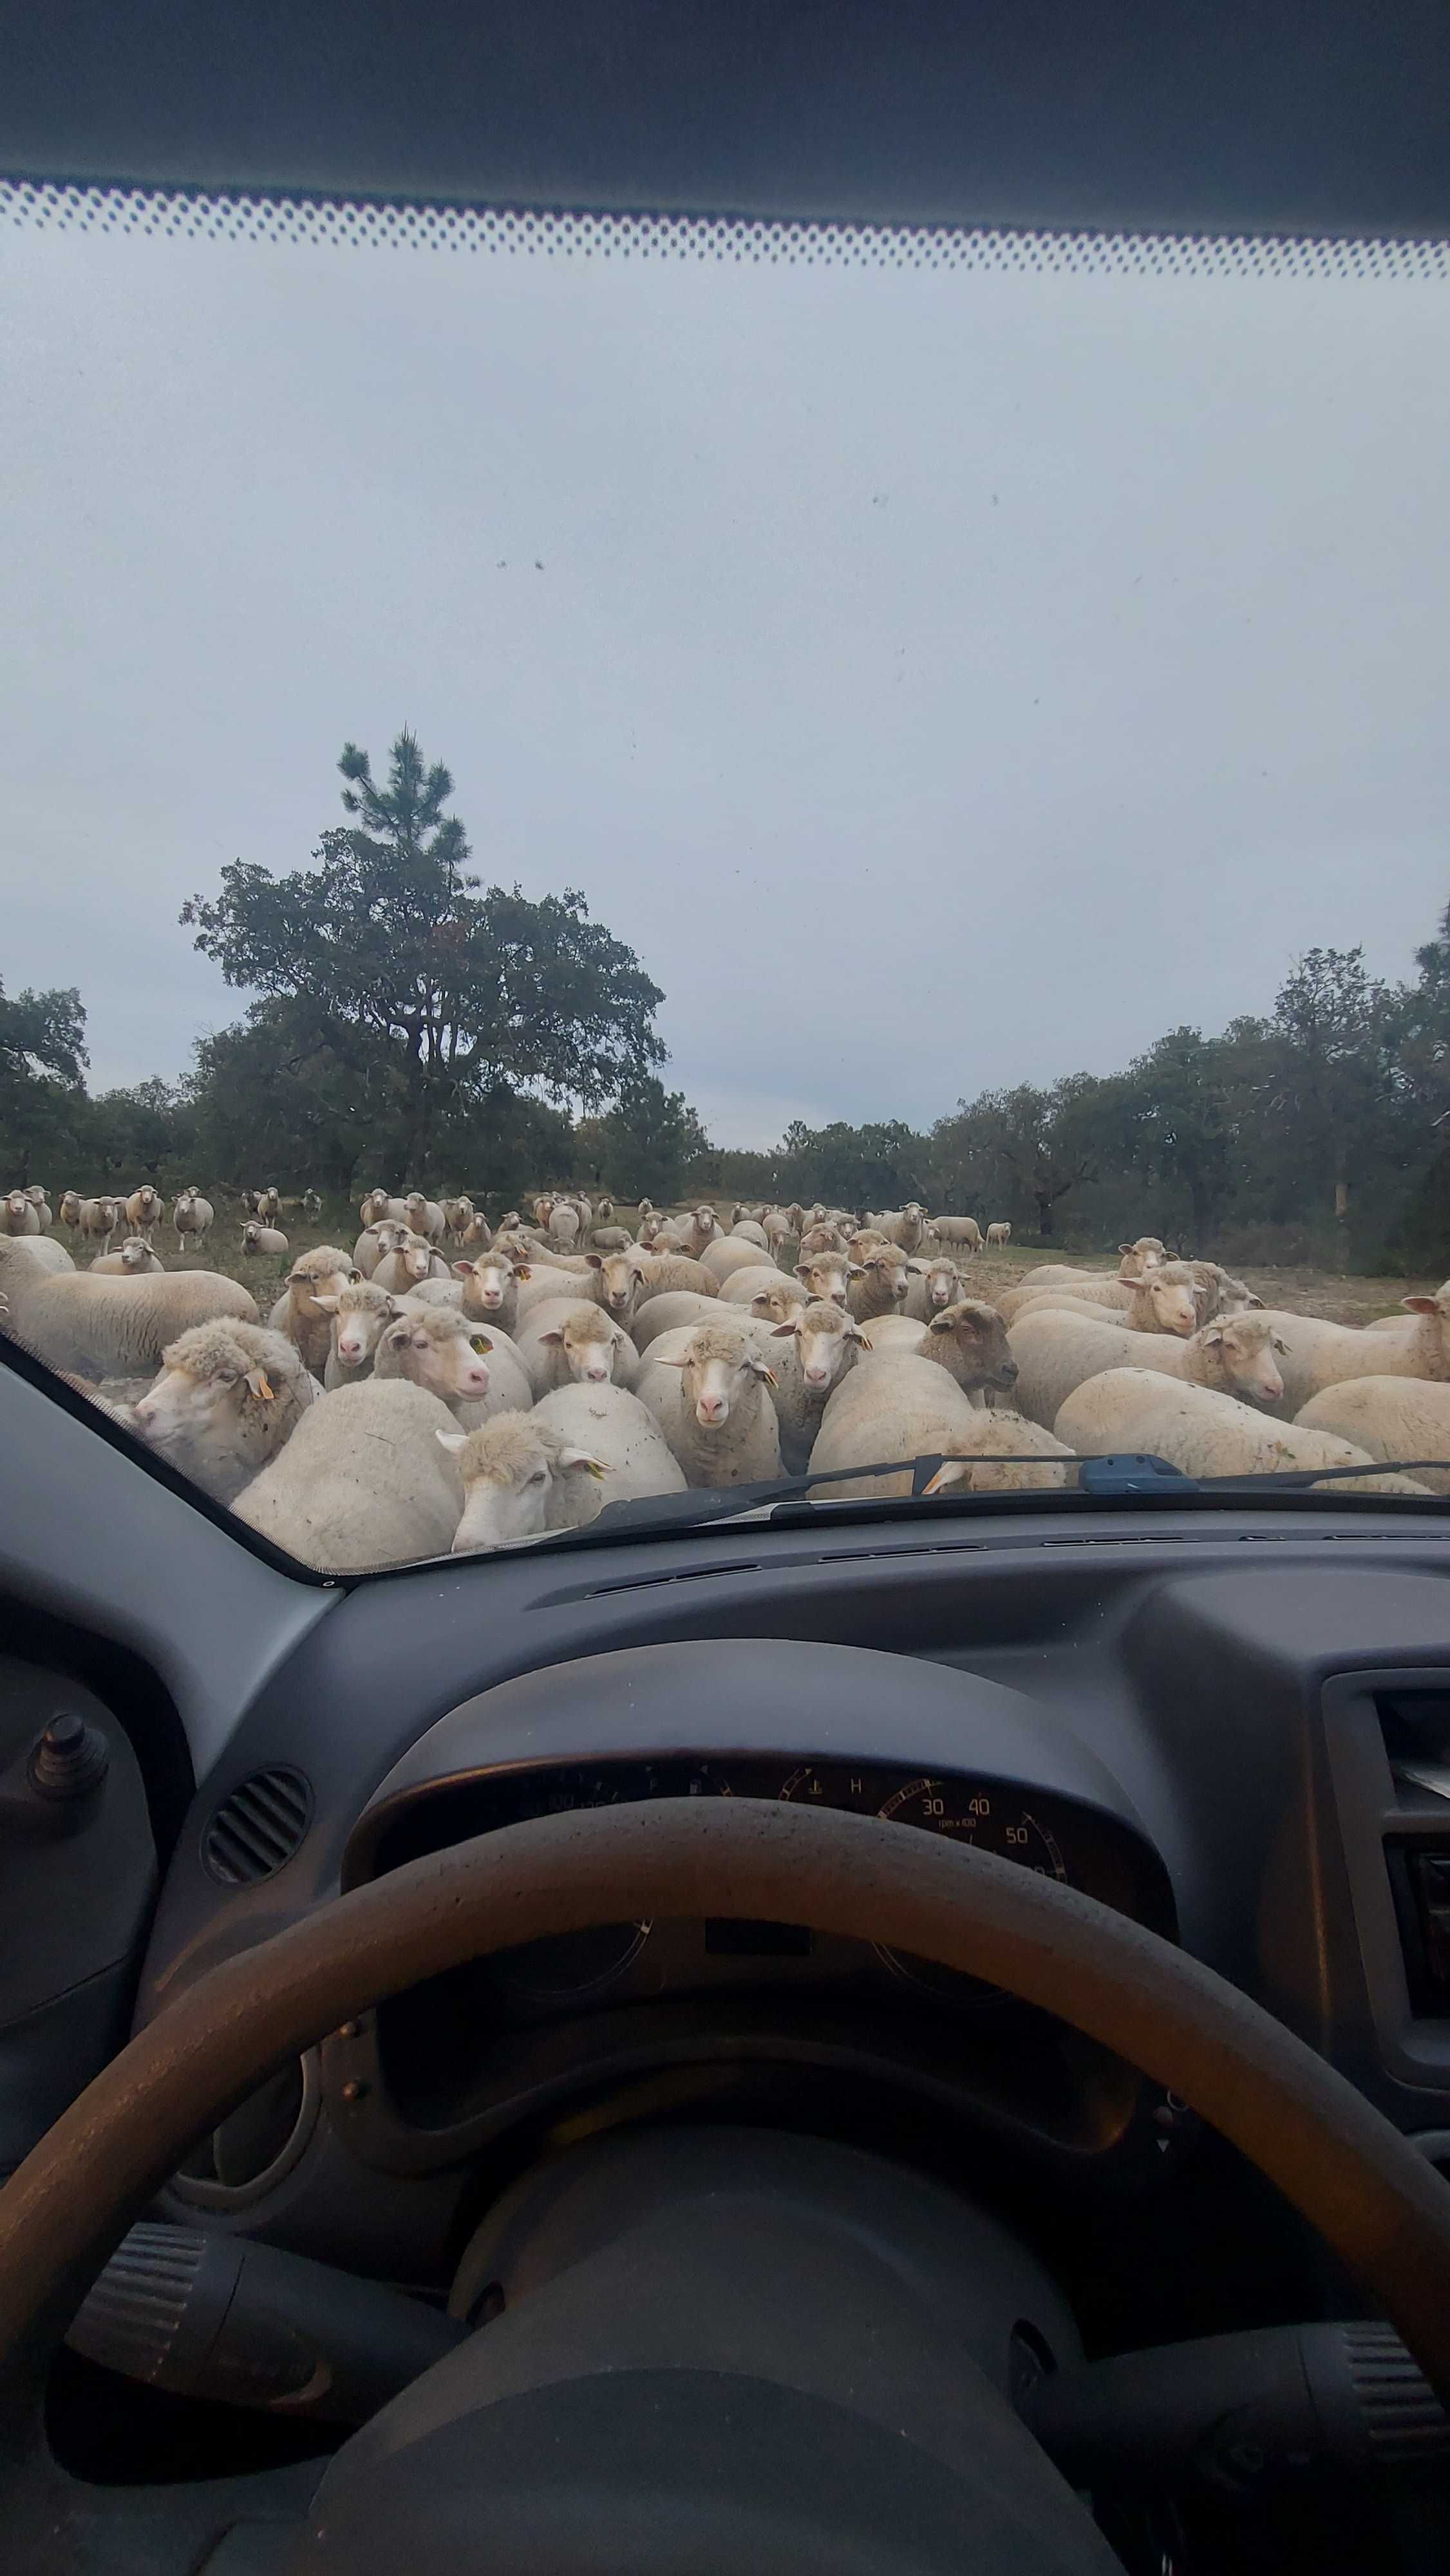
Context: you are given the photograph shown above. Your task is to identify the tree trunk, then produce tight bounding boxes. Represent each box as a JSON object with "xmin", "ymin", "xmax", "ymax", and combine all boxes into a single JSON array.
[{"xmin": 1034, "ymin": 1189, "xmax": 1055, "ymax": 1240}]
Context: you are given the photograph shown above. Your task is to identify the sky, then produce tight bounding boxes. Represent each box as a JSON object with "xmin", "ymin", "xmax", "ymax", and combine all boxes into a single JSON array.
[{"xmin": 3, "ymin": 210, "xmax": 1449, "ymax": 1150}]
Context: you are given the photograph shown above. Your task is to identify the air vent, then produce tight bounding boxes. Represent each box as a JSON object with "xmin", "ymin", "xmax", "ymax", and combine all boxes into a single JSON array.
[{"xmin": 201, "ymin": 1767, "xmax": 312, "ymax": 1886}]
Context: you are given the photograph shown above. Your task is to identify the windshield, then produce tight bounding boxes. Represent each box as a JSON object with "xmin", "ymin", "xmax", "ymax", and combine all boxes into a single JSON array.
[{"xmin": 4, "ymin": 187, "xmax": 1449, "ymax": 1567}]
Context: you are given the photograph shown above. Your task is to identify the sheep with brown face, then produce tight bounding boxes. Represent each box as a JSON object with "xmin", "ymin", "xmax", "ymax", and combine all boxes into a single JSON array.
[
  {"xmin": 847, "ymin": 1244, "xmax": 914, "ymax": 1325},
  {"xmin": 268, "ymin": 1245, "xmax": 360, "ymax": 1376}
]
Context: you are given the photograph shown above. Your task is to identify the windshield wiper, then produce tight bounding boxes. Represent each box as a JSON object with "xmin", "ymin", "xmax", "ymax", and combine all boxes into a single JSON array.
[{"xmin": 525, "ymin": 1449, "xmax": 1450, "ymax": 1553}]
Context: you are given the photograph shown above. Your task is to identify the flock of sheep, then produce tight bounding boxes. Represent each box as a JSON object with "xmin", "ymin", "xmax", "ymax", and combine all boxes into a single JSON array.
[{"xmin": 3, "ymin": 1179, "xmax": 1449, "ymax": 1571}]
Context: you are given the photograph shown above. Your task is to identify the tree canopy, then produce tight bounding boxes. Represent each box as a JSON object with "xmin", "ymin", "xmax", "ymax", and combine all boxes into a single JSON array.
[{"xmin": 181, "ymin": 731, "xmax": 664, "ymax": 1182}]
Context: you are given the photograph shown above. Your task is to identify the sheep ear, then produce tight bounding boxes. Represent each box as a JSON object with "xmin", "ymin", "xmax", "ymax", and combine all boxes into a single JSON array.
[
  {"xmin": 348, "ymin": 1267, "xmax": 362, "ymax": 1283},
  {"xmin": 907, "ymin": 1258, "xmax": 928, "ymax": 1272},
  {"xmin": 1404, "ymin": 1296, "xmax": 1438, "ymax": 1314},
  {"xmin": 657, "ymin": 1354, "xmax": 686, "ymax": 1367},
  {"xmin": 453, "ymin": 1260, "xmax": 474, "ymax": 1278},
  {"xmin": 921, "ymin": 1459, "xmax": 970, "ymax": 1494},
  {"xmin": 1273, "ymin": 1335, "xmax": 1288, "ymax": 1353},
  {"xmin": 435, "ymin": 1428, "xmax": 467, "ymax": 1455},
  {"xmin": 383, "ymin": 1296, "xmax": 407, "ymax": 1318},
  {"xmin": 245, "ymin": 1368, "xmax": 277, "ymax": 1401},
  {"xmin": 312, "ymin": 1293, "xmax": 341, "ymax": 1314},
  {"xmin": 1243, "ymin": 1293, "xmax": 1265, "ymax": 1309},
  {"xmin": 746, "ymin": 1354, "xmax": 778, "ymax": 1387},
  {"xmin": 539, "ymin": 1328, "xmax": 565, "ymax": 1346},
  {"xmin": 770, "ymin": 1320, "xmax": 796, "ymax": 1337},
  {"xmin": 927, "ymin": 1311, "xmax": 953, "ymax": 1332},
  {"xmin": 1201, "ymin": 1325, "xmax": 1225, "ymax": 1347},
  {"xmin": 559, "ymin": 1446, "xmax": 610, "ymax": 1477},
  {"xmin": 586, "ymin": 1253, "xmax": 603, "ymax": 1269},
  {"xmin": 514, "ymin": 1262, "xmax": 532, "ymax": 1280},
  {"xmin": 848, "ymin": 1263, "xmax": 865, "ymax": 1278},
  {"xmin": 793, "ymin": 1264, "xmax": 811, "ymax": 1283},
  {"xmin": 852, "ymin": 1329, "xmax": 873, "ymax": 1349}
]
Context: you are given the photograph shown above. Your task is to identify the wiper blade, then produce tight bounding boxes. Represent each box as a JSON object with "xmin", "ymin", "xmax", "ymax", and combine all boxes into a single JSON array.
[{"xmin": 524, "ymin": 1447, "xmax": 1450, "ymax": 1553}]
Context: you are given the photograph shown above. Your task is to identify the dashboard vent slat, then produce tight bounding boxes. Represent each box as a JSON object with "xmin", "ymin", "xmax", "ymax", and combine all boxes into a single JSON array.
[{"xmin": 202, "ymin": 1767, "xmax": 312, "ymax": 1886}]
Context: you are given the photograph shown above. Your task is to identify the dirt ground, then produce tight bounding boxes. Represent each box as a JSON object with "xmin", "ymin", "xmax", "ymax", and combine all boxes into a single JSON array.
[{"xmin": 72, "ymin": 1202, "xmax": 1442, "ymax": 1331}]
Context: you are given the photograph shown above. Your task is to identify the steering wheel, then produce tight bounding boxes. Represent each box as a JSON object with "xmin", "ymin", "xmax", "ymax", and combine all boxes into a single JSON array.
[{"xmin": 5, "ymin": 1796, "xmax": 1450, "ymax": 2573}]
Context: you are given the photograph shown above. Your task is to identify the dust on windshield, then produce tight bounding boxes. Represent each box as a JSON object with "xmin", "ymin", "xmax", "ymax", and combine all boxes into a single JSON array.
[{"xmin": 3, "ymin": 191, "xmax": 1449, "ymax": 1564}]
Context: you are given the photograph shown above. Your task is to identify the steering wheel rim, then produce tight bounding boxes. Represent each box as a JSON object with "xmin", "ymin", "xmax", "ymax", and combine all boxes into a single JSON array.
[{"xmin": 5, "ymin": 1793, "xmax": 1450, "ymax": 2428}]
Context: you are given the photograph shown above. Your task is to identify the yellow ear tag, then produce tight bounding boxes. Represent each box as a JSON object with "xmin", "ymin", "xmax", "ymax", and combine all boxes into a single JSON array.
[{"xmin": 256, "ymin": 1372, "xmax": 276, "ymax": 1401}]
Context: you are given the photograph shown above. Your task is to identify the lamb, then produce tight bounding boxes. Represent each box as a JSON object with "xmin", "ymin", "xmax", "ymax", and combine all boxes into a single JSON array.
[
  {"xmin": 172, "ymin": 1188, "xmax": 215, "ymax": 1251},
  {"xmin": 442, "ymin": 1385, "xmax": 686, "ymax": 1551},
  {"xmin": 1294, "ymin": 1378, "xmax": 1450, "ymax": 1495},
  {"xmin": 267, "ymin": 1246, "xmax": 361, "ymax": 1378},
  {"xmin": 1053, "ymin": 1369, "xmax": 1428, "ymax": 1494},
  {"xmin": 1008, "ymin": 1309, "xmax": 1288, "ymax": 1432},
  {"xmin": 805, "ymin": 1354, "xmax": 984, "ymax": 1499},
  {"xmin": 0, "ymin": 1256, "xmax": 257, "ymax": 1379},
  {"xmin": 1254, "ymin": 1285, "xmax": 1450, "ymax": 1415},
  {"xmin": 701, "ymin": 1237, "xmax": 776, "ymax": 1287},
  {"xmin": 898, "ymin": 1255, "xmax": 965, "ymax": 1323},
  {"xmin": 372, "ymin": 1231, "xmax": 452, "ymax": 1294},
  {"xmin": 129, "ymin": 1318, "xmax": 315, "ymax": 1503},
  {"xmin": 453, "ymin": 1251, "xmax": 527, "ymax": 1337},
  {"xmin": 984, "ymin": 1221, "xmax": 1012, "ymax": 1249},
  {"xmin": 242, "ymin": 1222, "xmax": 290, "ymax": 1258},
  {"xmin": 76, "ymin": 1198, "xmax": 119, "ymax": 1255},
  {"xmin": 123, "ymin": 1185, "xmax": 163, "ymax": 1244},
  {"xmin": 513, "ymin": 1298, "xmax": 639, "ymax": 1398},
  {"xmin": 634, "ymin": 1320, "xmax": 784, "ymax": 1488},
  {"xmin": 847, "ymin": 1245, "xmax": 915, "ymax": 1325},
  {"xmin": 91, "ymin": 1236, "xmax": 165, "ymax": 1276},
  {"xmin": 232, "ymin": 1378, "xmax": 466, "ymax": 1571},
  {"xmin": 3, "ymin": 1189, "xmax": 41, "ymax": 1237},
  {"xmin": 760, "ymin": 1299, "xmax": 874, "ymax": 1473}
]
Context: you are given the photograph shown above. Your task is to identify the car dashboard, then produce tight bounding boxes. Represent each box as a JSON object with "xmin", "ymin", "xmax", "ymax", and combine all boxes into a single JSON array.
[{"xmin": 4, "ymin": 1499, "xmax": 1429, "ymax": 2307}]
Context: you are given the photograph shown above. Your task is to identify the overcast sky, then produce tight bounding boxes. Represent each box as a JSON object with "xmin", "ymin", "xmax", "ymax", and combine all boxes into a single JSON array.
[{"xmin": 3, "ymin": 214, "xmax": 1448, "ymax": 1148}]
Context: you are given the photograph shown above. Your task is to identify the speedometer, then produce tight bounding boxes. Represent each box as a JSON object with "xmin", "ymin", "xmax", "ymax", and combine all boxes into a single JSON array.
[{"xmin": 874, "ymin": 1776, "xmax": 1068, "ymax": 2003}]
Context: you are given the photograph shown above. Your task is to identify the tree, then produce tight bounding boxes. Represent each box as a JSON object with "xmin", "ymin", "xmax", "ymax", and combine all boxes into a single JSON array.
[
  {"xmin": 1120, "ymin": 1028, "xmax": 1233, "ymax": 1245},
  {"xmin": 1269, "ymin": 948, "xmax": 1400, "ymax": 1227},
  {"xmin": 0, "ymin": 973, "xmax": 88, "ymax": 1182},
  {"xmin": 602, "ymin": 1074, "xmax": 713, "ymax": 1203},
  {"xmin": 183, "ymin": 731, "xmax": 666, "ymax": 1177},
  {"xmin": 931, "ymin": 1079, "xmax": 1101, "ymax": 1239},
  {"xmin": 84, "ymin": 1078, "xmax": 194, "ymax": 1186}
]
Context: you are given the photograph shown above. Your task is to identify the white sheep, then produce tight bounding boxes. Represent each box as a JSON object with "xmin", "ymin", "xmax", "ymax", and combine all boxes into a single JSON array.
[
  {"xmin": 453, "ymin": 1251, "xmax": 527, "ymax": 1338},
  {"xmin": 871, "ymin": 1204, "xmax": 930, "ymax": 1254},
  {"xmin": 847, "ymin": 1315, "xmax": 925, "ymax": 1360},
  {"xmin": 316, "ymin": 1280, "xmax": 396, "ymax": 1387},
  {"xmin": 806, "ymin": 1354, "xmax": 983, "ymax": 1499},
  {"xmin": 701, "ymin": 1238, "xmax": 775, "ymax": 1287},
  {"xmin": 590, "ymin": 1227, "xmax": 634, "ymax": 1252},
  {"xmin": 441, "ymin": 1384, "xmax": 686, "ymax": 1551},
  {"xmin": 627, "ymin": 1251, "xmax": 717, "ymax": 1305},
  {"xmin": 847, "ymin": 1244, "xmax": 916, "ymax": 1325},
  {"xmin": 629, "ymin": 1291, "xmax": 743, "ymax": 1350},
  {"xmin": 719, "ymin": 1264, "xmax": 802, "ymax": 1309},
  {"xmin": 744, "ymin": 1277, "xmax": 810, "ymax": 1329},
  {"xmin": 928, "ymin": 1215, "xmax": 982, "ymax": 1253},
  {"xmin": 233, "ymin": 1378, "xmax": 466, "ymax": 1569},
  {"xmin": 1294, "ymin": 1378, "xmax": 1450, "ymax": 1495},
  {"xmin": 122, "ymin": 1185, "xmax": 163, "ymax": 1244},
  {"xmin": 903, "ymin": 1256, "xmax": 968, "ymax": 1323},
  {"xmin": 759, "ymin": 1299, "xmax": 874, "ymax": 1474},
  {"xmin": 1256, "ymin": 1285, "xmax": 1450, "ymax": 1415},
  {"xmin": 130, "ymin": 1318, "xmax": 315, "ymax": 1502},
  {"xmin": 918, "ymin": 1413, "xmax": 1076, "ymax": 1494},
  {"xmin": 268, "ymin": 1247, "xmax": 361, "ymax": 1378},
  {"xmin": 0, "ymin": 1233, "xmax": 73, "ymax": 1280},
  {"xmin": 242, "ymin": 1222, "xmax": 290, "ymax": 1258},
  {"xmin": 372, "ymin": 1231, "xmax": 452, "ymax": 1294},
  {"xmin": 1001, "ymin": 1265, "xmax": 1201, "ymax": 1336},
  {"xmin": 359, "ymin": 1188, "xmax": 403, "ymax": 1228},
  {"xmin": 1008, "ymin": 1309, "xmax": 1289, "ymax": 1431},
  {"xmin": 1054, "ymin": 1368, "xmax": 1428, "ymax": 1493},
  {"xmin": 984, "ymin": 1222, "xmax": 1012, "ymax": 1248},
  {"xmin": 404, "ymin": 1192, "xmax": 446, "ymax": 1244},
  {"xmin": 729, "ymin": 1220, "xmax": 769, "ymax": 1250},
  {"xmin": 23, "ymin": 1186, "xmax": 52, "ymax": 1230},
  {"xmin": 548, "ymin": 1202, "xmax": 581, "ymax": 1250},
  {"xmin": 76, "ymin": 1198, "xmax": 119, "ymax": 1255},
  {"xmin": 3, "ymin": 1189, "xmax": 41, "ymax": 1237},
  {"xmin": 441, "ymin": 1195, "xmax": 475, "ymax": 1244},
  {"xmin": 513, "ymin": 1298, "xmax": 639, "ymax": 1398},
  {"xmin": 172, "ymin": 1188, "xmax": 215, "ymax": 1251},
  {"xmin": 372, "ymin": 1303, "xmax": 531, "ymax": 1424},
  {"xmin": 58, "ymin": 1190, "xmax": 82, "ymax": 1233},
  {"xmin": 1, "ymin": 1254, "xmax": 257, "ymax": 1379},
  {"xmin": 91, "ymin": 1236, "xmax": 165, "ymax": 1276},
  {"xmin": 634, "ymin": 1320, "xmax": 784, "ymax": 1487}
]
